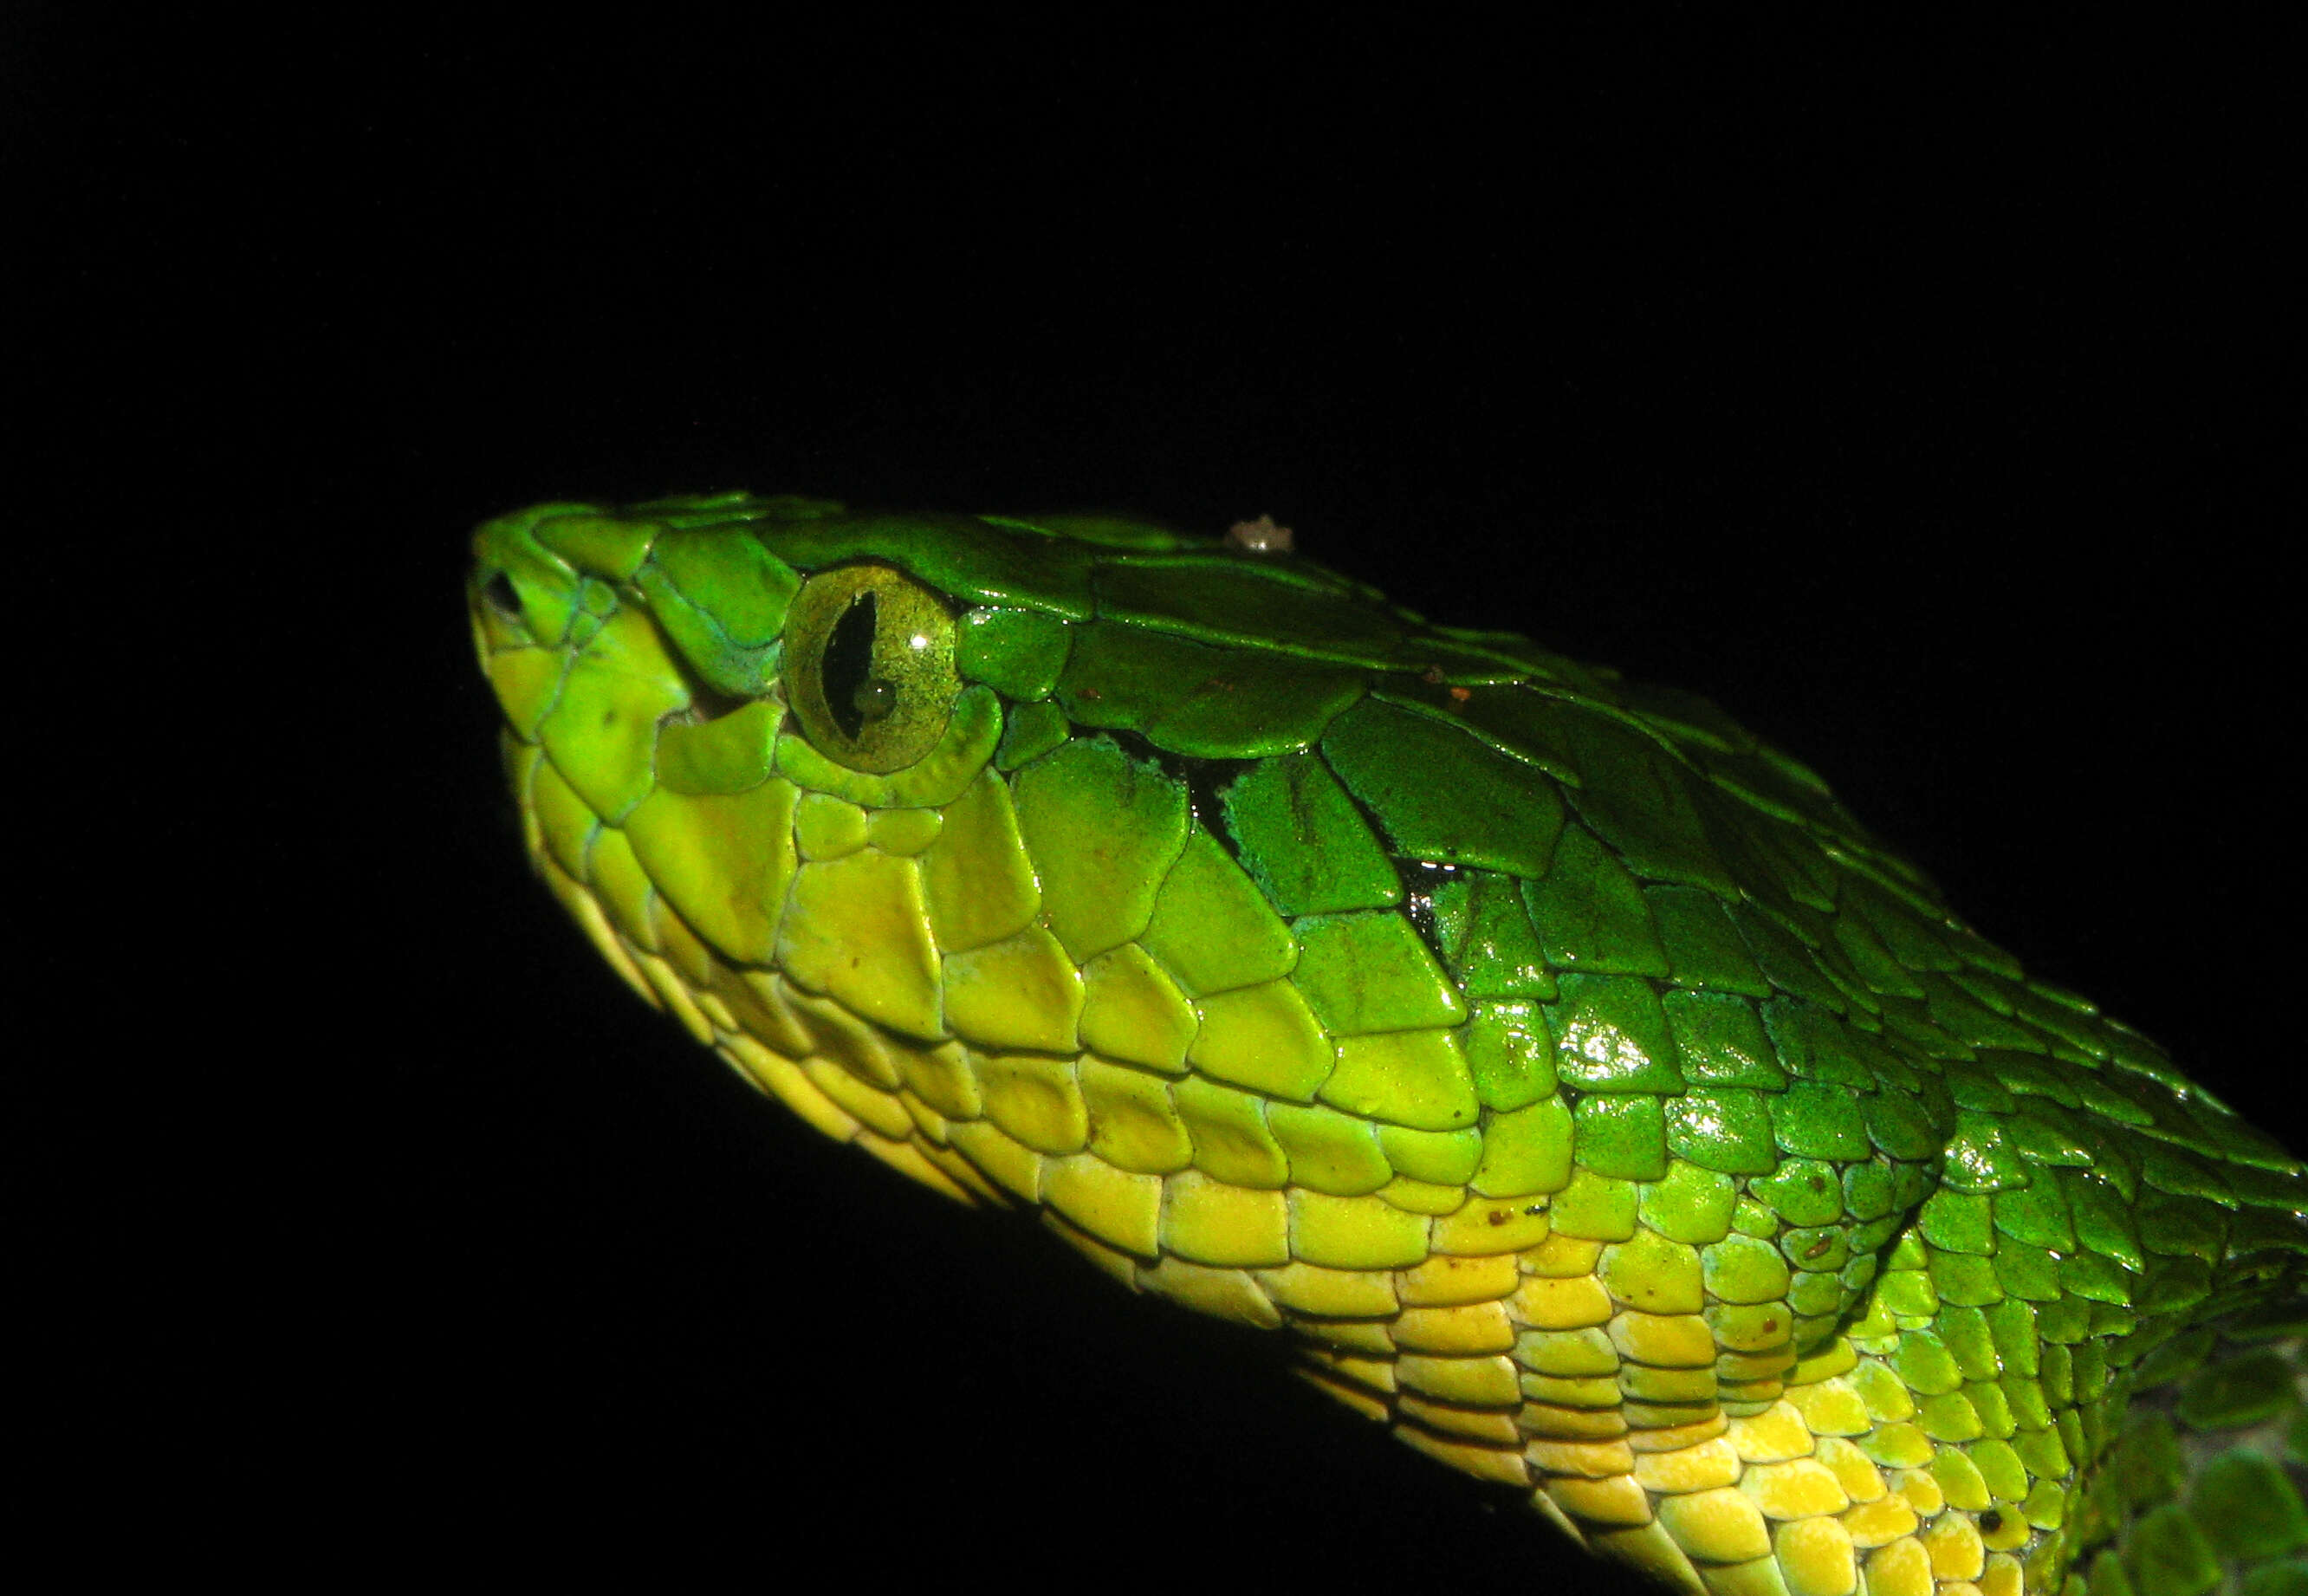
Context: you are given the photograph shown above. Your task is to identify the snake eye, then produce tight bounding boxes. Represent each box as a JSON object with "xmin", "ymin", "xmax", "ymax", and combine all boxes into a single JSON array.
[{"xmin": 782, "ymin": 563, "xmax": 962, "ymax": 774}]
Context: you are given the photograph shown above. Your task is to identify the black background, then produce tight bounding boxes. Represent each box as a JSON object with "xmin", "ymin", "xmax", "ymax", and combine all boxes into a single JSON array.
[{"xmin": 16, "ymin": 11, "xmax": 2299, "ymax": 1580}]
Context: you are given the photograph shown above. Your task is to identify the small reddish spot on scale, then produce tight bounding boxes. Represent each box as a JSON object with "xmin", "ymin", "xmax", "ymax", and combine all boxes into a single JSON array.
[
  {"xmin": 1449, "ymin": 686, "xmax": 1473, "ymax": 702},
  {"xmin": 1488, "ymin": 1209, "xmax": 1512, "ymax": 1226},
  {"xmin": 1423, "ymin": 666, "xmax": 1446, "ymax": 685},
  {"xmin": 1079, "ymin": 686, "xmax": 1104, "ymax": 699}
]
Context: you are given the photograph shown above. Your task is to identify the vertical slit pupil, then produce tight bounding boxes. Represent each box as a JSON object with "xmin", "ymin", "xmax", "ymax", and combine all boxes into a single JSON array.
[{"xmin": 822, "ymin": 590, "xmax": 880, "ymax": 741}]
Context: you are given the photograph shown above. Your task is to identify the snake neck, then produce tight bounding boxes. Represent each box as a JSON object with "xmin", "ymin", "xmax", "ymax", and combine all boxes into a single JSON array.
[{"xmin": 2065, "ymin": 1285, "xmax": 2306, "ymax": 1596}]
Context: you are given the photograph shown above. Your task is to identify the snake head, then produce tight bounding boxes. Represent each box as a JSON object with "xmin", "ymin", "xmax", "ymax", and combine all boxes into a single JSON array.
[
  {"xmin": 464, "ymin": 491, "xmax": 1424, "ymax": 1082},
  {"xmin": 470, "ymin": 490, "xmax": 2308, "ymax": 1596}
]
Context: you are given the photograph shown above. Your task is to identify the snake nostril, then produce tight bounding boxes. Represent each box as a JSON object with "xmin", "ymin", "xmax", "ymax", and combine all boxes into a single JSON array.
[{"xmin": 482, "ymin": 570, "xmax": 522, "ymax": 620}]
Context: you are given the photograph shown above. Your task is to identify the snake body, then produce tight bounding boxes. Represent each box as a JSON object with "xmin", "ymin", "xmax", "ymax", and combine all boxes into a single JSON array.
[{"xmin": 470, "ymin": 493, "xmax": 2305, "ymax": 1596}]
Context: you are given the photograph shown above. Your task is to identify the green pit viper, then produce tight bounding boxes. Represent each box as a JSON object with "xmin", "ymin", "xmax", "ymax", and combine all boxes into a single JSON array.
[{"xmin": 469, "ymin": 492, "xmax": 2305, "ymax": 1596}]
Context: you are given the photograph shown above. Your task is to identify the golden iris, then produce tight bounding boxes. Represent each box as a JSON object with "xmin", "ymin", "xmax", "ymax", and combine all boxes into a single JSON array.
[{"xmin": 781, "ymin": 564, "xmax": 962, "ymax": 774}]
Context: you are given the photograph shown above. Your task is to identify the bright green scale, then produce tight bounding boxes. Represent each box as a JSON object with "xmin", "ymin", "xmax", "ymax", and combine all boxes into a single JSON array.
[{"xmin": 470, "ymin": 492, "xmax": 2306, "ymax": 1596}]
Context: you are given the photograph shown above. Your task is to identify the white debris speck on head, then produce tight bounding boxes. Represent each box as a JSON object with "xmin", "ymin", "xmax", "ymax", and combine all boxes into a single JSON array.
[{"xmin": 1225, "ymin": 515, "xmax": 1295, "ymax": 553}]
